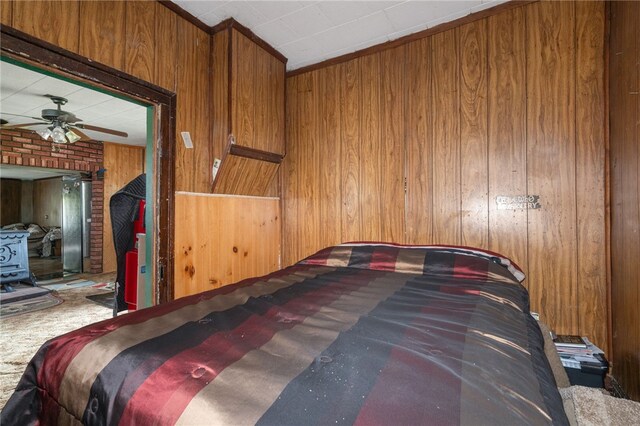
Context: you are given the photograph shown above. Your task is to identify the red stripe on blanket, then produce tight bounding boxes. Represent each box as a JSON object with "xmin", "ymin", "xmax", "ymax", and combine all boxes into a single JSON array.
[
  {"xmin": 35, "ymin": 266, "xmax": 303, "ymax": 423},
  {"xmin": 354, "ymin": 300, "xmax": 472, "ymax": 425},
  {"xmin": 453, "ymin": 254, "xmax": 489, "ymax": 282},
  {"xmin": 119, "ymin": 272, "xmax": 373, "ymax": 424},
  {"xmin": 369, "ymin": 246, "xmax": 400, "ymax": 271}
]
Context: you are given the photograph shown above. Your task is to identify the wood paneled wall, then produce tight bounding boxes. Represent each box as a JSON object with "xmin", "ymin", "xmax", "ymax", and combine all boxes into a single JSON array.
[
  {"xmin": 283, "ymin": 1, "xmax": 607, "ymax": 348},
  {"xmin": 174, "ymin": 192, "xmax": 281, "ymax": 298},
  {"xmin": 102, "ymin": 143, "xmax": 145, "ymax": 273},
  {"xmin": 33, "ymin": 178, "xmax": 62, "ymax": 227},
  {"xmin": 0, "ymin": 179, "xmax": 22, "ymax": 225},
  {"xmin": 610, "ymin": 1, "xmax": 640, "ymax": 402},
  {"xmin": 1, "ymin": 0, "xmax": 211, "ymax": 193}
]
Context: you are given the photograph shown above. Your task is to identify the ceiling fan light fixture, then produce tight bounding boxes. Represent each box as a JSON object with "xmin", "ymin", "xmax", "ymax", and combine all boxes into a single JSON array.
[
  {"xmin": 36, "ymin": 128, "xmax": 53, "ymax": 141},
  {"xmin": 51, "ymin": 126, "xmax": 67, "ymax": 144},
  {"xmin": 65, "ymin": 129, "xmax": 81, "ymax": 143}
]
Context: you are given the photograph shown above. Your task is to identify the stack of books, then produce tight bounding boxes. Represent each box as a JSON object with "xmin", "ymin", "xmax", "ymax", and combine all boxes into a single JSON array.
[
  {"xmin": 553, "ymin": 335, "xmax": 605, "ymax": 368},
  {"xmin": 552, "ymin": 334, "xmax": 609, "ymax": 388}
]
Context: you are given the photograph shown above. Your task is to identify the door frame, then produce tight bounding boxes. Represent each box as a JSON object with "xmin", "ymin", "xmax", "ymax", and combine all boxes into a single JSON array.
[{"xmin": 1, "ymin": 26, "xmax": 176, "ymax": 304}]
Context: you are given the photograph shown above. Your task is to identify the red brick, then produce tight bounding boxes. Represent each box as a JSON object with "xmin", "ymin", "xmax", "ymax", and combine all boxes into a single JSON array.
[
  {"xmin": 1, "ymin": 130, "xmax": 21, "ymax": 137},
  {"xmin": 50, "ymin": 152, "xmax": 68, "ymax": 158},
  {"xmin": 13, "ymin": 147, "xmax": 32, "ymax": 154},
  {"xmin": 22, "ymin": 143, "xmax": 42, "ymax": 150},
  {"xmin": 42, "ymin": 158, "xmax": 59, "ymax": 168},
  {"xmin": 1, "ymin": 141, "xmax": 22, "ymax": 148},
  {"xmin": 12, "ymin": 136, "xmax": 33, "ymax": 143}
]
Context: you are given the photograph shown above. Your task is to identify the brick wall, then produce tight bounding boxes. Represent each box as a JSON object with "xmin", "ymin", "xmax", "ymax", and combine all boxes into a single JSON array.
[{"xmin": 1, "ymin": 129, "xmax": 104, "ymax": 273}]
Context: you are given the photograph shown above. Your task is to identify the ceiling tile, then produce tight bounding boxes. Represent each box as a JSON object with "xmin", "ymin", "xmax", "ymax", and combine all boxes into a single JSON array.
[
  {"xmin": 173, "ymin": 1, "xmax": 230, "ymax": 18},
  {"xmin": 245, "ymin": 1, "xmax": 307, "ymax": 23},
  {"xmin": 279, "ymin": 4, "xmax": 333, "ymax": 38},
  {"xmin": 316, "ymin": 1, "xmax": 376, "ymax": 27},
  {"xmin": 384, "ymin": 1, "xmax": 480, "ymax": 32},
  {"xmin": 316, "ymin": 11, "xmax": 394, "ymax": 51},
  {"xmin": 279, "ymin": 36, "xmax": 326, "ymax": 62},
  {"xmin": 253, "ymin": 20, "xmax": 299, "ymax": 47},
  {"xmin": 200, "ymin": 1, "xmax": 267, "ymax": 28},
  {"xmin": 471, "ymin": 0, "xmax": 506, "ymax": 13},
  {"xmin": 365, "ymin": 1, "xmax": 405, "ymax": 13}
]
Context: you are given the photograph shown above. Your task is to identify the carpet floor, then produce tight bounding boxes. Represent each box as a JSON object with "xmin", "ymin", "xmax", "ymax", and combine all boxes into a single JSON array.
[{"xmin": 0, "ymin": 286, "xmax": 113, "ymax": 410}]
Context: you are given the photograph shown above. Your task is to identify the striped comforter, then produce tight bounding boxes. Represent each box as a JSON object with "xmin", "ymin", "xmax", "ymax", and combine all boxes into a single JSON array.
[{"xmin": 2, "ymin": 244, "xmax": 568, "ymax": 425}]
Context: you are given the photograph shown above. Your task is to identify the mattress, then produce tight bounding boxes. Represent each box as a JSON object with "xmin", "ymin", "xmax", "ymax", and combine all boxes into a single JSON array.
[{"xmin": 1, "ymin": 243, "xmax": 567, "ymax": 425}]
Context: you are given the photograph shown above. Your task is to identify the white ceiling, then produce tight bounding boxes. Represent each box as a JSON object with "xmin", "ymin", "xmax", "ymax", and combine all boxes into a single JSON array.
[
  {"xmin": 0, "ymin": 61, "xmax": 148, "ymax": 146},
  {"xmin": 173, "ymin": 0, "xmax": 507, "ymax": 70},
  {"xmin": 0, "ymin": 164, "xmax": 82, "ymax": 180}
]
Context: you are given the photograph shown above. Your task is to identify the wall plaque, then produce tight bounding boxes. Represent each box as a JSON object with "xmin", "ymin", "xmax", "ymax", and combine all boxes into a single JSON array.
[{"xmin": 496, "ymin": 195, "xmax": 541, "ymax": 210}]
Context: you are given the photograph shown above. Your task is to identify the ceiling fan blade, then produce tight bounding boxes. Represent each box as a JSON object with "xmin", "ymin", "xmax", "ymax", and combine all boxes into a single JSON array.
[
  {"xmin": 1, "ymin": 122, "xmax": 48, "ymax": 129},
  {"xmin": 1, "ymin": 112, "xmax": 47, "ymax": 121},
  {"xmin": 69, "ymin": 127, "xmax": 91, "ymax": 141},
  {"xmin": 75, "ymin": 123, "xmax": 128, "ymax": 138}
]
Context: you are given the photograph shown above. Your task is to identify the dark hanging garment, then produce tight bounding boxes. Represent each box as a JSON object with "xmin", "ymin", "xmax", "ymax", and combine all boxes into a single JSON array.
[{"xmin": 110, "ymin": 174, "xmax": 145, "ymax": 313}]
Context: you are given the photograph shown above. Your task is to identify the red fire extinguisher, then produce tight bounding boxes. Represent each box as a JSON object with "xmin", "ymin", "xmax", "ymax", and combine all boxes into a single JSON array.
[{"xmin": 124, "ymin": 199, "xmax": 145, "ymax": 311}]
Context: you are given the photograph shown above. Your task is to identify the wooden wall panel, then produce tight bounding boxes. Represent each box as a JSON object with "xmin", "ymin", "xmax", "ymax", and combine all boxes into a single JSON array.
[
  {"xmin": 282, "ymin": 77, "xmax": 299, "ymax": 266},
  {"xmin": 460, "ymin": 20, "xmax": 488, "ymax": 249},
  {"xmin": 211, "ymin": 29, "xmax": 230, "ymax": 165},
  {"xmin": 102, "ymin": 143, "xmax": 145, "ymax": 273},
  {"xmin": 33, "ymin": 178, "xmax": 62, "ymax": 227},
  {"xmin": 319, "ymin": 65, "xmax": 342, "ymax": 249},
  {"xmin": 174, "ymin": 193, "xmax": 280, "ymax": 298},
  {"xmin": 153, "ymin": 3, "xmax": 177, "ymax": 92},
  {"xmin": 12, "ymin": 1, "xmax": 79, "ymax": 53},
  {"xmin": 1, "ymin": 0, "xmax": 13, "ymax": 27},
  {"xmin": 487, "ymin": 7, "xmax": 528, "ymax": 280},
  {"xmin": 575, "ymin": 0, "xmax": 607, "ymax": 357},
  {"xmin": 359, "ymin": 53, "xmax": 382, "ymax": 241},
  {"xmin": 296, "ymin": 73, "xmax": 320, "ymax": 256},
  {"xmin": 610, "ymin": 0, "xmax": 640, "ymax": 402},
  {"xmin": 526, "ymin": 0, "xmax": 577, "ymax": 336},
  {"xmin": 21, "ymin": 180, "xmax": 33, "ymax": 224},
  {"xmin": 79, "ymin": 0, "xmax": 126, "ymax": 70},
  {"xmin": 0, "ymin": 179, "xmax": 21, "ymax": 226},
  {"xmin": 174, "ymin": 20, "xmax": 211, "ymax": 193},
  {"xmin": 380, "ymin": 46, "xmax": 406, "ymax": 243},
  {"xmin": 431, "ymin": 29, "xmax": 460, "ymax": 245},
  {"xmin": 405, "ymin": 38, "xmax": 432, "ymax": 245},
  {"xmin": 283, "ymin": 1, "xmax": 608, "ymax": 350},
  {"xmin": 125, "ymin": 1, "xmax": 156, "ymax": 83},
  {"xmin": 339, "ymin": 59, "xmax": 362, "ymax": 243},
  {"xmin": 232, "ymin": 30, "xmax": 257, "ymax": 150}
]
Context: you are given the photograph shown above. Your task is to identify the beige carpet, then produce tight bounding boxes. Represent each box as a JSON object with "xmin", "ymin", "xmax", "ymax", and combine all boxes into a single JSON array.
[
  {"xmin": 0, "ymin": 286, "xmax": 113, "ymax": 410},
  {"xmin": 561, "ymin": 386, "xmax": 640, "ymax": 426}
]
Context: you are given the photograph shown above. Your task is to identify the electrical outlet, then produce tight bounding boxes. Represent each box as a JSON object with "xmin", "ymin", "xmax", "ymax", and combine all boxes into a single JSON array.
[
  {"xmin": 212, "ymin": 158, "xmax": 221, "ymax": 181},
  {"xmin": 181, "ymin": 131, "xmax": 193, "ymax": 149}
]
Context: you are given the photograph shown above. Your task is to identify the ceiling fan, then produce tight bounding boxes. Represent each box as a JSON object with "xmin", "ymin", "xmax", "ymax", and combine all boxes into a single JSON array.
[{"xmin": 0, "ymin": 95, "xmax": 128, "ymax": 144}]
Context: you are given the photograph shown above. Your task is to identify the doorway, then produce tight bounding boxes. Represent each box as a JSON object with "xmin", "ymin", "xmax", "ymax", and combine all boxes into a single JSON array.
[{"xmin": 1, "ymin": 26, "xmax": 175, "ymax": 304}]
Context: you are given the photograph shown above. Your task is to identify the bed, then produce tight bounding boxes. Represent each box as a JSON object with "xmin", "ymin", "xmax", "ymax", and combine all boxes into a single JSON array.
[{"xmin": 1, "ymin": 243, "xmax": 568, "ymax": 425}]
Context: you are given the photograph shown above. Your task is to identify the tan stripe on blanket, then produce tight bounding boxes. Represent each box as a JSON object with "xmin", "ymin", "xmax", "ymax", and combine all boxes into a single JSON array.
[
  {"xmin": 57, "ymin": 268, "xmax": 329, "ymax": 422},
  {"xmin": 176, "ymin": 273, "xmax": 408, "ymax": 425}
]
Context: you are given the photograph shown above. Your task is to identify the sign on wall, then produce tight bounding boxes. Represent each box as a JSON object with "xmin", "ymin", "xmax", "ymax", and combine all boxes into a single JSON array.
[{"xmin": 496, "ymin": 195, "xmax": 541, "ymax": 210}]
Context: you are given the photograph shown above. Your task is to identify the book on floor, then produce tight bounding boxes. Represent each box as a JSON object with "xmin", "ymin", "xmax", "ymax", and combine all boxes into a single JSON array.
[{"xmin": 553, "ymin": 334, "xmax": 588, "ymax": 348}]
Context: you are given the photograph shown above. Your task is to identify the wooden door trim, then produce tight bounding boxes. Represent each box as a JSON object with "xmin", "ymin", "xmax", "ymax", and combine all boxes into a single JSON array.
[{"xmin": 1, "ymin": 25, "xmax": 176, "ymax": 304}]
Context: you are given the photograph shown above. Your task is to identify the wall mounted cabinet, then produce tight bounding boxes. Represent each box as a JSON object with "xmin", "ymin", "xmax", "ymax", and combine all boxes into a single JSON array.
[{"xmin": 210, "ymin": 20, "xmax": 286, "ymax": 195}]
